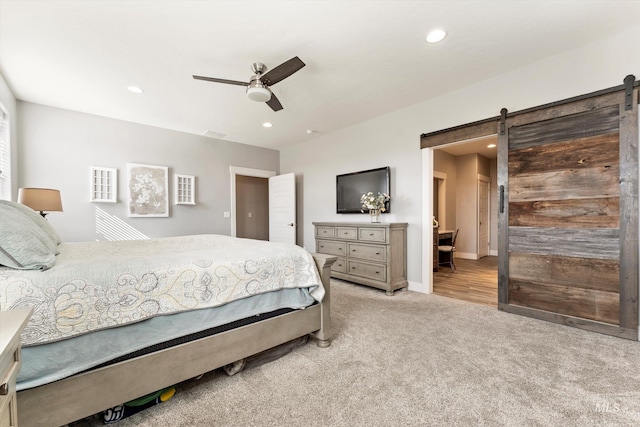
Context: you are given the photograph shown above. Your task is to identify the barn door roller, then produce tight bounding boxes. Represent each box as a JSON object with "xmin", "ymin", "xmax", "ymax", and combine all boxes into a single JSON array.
[{"xmin": 624, "ymin": 74, "xmax": 636, "ymax": 111}]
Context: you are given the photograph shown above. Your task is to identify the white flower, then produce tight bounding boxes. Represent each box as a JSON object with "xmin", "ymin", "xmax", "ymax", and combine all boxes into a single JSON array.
[{"xmin": 360, "ymin": 192, "xmax": 390, "ymax": 213}]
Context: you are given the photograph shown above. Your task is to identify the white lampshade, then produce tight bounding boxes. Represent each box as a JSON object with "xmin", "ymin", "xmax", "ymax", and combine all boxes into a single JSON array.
[
  {"xmin": 18, "ymin": 188, "xmax": 63, "ymax": 216},
  {"xmin": 246, "ymin": 86, "xmax": 271, "ymax": 102}
]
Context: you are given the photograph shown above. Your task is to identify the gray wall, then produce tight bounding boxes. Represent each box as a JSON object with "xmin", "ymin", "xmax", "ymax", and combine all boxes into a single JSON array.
[
  {"xmin": 455, "ymin": 154, "xmax": 477, "ymax": 256},
  {"xmin": 17, "ymin": 102, "xmax": 279, "ymax": 242},
  {"xmin": 434, "ymin": 150, "xmax": 457, "ymax": 231},
  {"xmin": 280, "ymin": 25, "xmax": 640, "ymax": 289}
]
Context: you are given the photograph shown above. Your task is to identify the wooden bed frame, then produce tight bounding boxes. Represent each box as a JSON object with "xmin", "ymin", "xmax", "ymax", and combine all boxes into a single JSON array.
[{"xmin": 17, "ymin": 253, "xmax": 336, "ymax": 427}]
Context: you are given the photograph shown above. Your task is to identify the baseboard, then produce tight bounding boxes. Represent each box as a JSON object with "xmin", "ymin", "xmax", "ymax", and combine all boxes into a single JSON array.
[
  {"xmin": 407, "ymin": 280, "xmax": 428, "ymax": 294},
  {"xmin": 456, "ymin": 252, "xmax": 478, "ymax": 260}
]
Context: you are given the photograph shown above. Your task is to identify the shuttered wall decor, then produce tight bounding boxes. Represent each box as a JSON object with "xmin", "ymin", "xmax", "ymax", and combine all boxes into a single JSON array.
[
  {"xmin": 421, "ymin": 75, "xmax": 639, "ymax": 340},
  {"xmin": 498, "ymin": 78, "xmax": 638, "ymax": 340}
]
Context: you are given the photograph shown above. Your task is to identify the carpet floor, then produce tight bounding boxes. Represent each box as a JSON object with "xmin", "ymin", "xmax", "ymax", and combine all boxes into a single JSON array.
[{"xmin": 71, "ymin": 279, "xmax": 640, "ymax": 427}]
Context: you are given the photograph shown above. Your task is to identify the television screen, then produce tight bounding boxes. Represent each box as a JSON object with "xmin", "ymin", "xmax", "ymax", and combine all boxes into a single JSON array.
[{"xmin": 336, "ymin": 167, "xmax": 390, "ymax": 213}]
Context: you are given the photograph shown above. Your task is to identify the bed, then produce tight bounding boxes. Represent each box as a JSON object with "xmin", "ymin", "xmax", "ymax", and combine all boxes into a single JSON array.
[{"xmin": 0, "ymin": 200, "xmax": 335, "ymax": 426}]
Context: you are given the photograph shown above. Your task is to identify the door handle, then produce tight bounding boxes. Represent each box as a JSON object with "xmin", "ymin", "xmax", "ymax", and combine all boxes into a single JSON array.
[{"xmin": 287, "ymin": 223, "xmax": 295, "ymax": 227}]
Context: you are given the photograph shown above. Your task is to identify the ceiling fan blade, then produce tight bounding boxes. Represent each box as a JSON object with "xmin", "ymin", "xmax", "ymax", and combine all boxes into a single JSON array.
[
  {"xmin": 192, "ymin": 75, "xmax": 248, "ymax": 86},
  {"xmin": 266, "ymin": 92, "xmax": 283, "ymax": 111},
  {"xmin": 261, "ymin": 57, "xmax": 305, "ymax": 86}
]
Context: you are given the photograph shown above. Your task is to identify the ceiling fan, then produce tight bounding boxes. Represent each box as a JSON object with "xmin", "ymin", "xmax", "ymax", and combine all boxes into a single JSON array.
[{"xmin": 193, "ymin": 56, "xmax": 305, "ymax": 112}]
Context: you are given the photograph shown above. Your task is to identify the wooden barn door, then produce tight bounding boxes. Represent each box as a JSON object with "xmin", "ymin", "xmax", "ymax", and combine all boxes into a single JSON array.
[{"xmin": 498, "ymin": 78, "xmax": 638, "ymax": 339}]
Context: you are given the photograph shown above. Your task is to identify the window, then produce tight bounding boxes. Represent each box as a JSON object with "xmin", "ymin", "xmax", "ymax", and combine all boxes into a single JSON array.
[
  {"xmin": 0, "ymin": 106, "xmax": 10, "ymax": 200},
  {"xmin": 90, "ymin": 166, "xmax": 118, "ymax": 203},
  {"xmin": 175, "ymin": 174, "xmax": 195, "ymax": 205}
]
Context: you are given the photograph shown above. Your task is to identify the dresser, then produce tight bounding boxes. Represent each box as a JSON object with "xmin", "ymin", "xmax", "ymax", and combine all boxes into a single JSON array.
[
  {"xmin": 313, "ymin": 222, "xmax": 408, "ymax": 295},
  {"xmin": 1, "ymin": 308, "xmax": 32, "ymax": 427}
]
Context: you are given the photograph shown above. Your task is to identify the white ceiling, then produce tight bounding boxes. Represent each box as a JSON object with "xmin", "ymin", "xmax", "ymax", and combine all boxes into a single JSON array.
[{"xmin": 1, "ymin": 1, "xmax": 639, "ymax": 151}]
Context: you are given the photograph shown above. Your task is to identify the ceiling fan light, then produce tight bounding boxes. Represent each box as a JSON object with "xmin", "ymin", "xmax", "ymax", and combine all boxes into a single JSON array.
[{"xmin": 247, "ymin": 86, "xmax": 271, "ymax": 102}]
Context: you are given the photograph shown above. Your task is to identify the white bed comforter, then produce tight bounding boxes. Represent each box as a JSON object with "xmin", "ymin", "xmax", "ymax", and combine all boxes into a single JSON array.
[{"xmin": 0, "ymin": 235, "xmax": 323, "ymax": 346}]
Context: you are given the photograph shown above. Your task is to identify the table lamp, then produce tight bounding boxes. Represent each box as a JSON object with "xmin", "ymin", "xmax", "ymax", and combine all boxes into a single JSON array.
[{"xmin": 18, "ymin": 188, "xmax": 63, "ymax": 218}]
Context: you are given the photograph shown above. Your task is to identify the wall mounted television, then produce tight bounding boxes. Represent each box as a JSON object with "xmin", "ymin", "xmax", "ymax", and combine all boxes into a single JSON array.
[{"xmin": 336, "ymin": 166, "xmax": 390, "ymax": 213}]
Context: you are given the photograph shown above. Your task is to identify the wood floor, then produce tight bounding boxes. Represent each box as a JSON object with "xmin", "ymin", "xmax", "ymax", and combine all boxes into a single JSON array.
[{"xmin": 433, "ymin": 256, "xmax": 498, "ymax": 307}]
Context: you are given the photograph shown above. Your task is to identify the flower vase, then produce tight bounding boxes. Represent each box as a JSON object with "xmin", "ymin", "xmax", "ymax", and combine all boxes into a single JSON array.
[{"xmin": 370, "ymin": 209, "xmax": 380, "ymax": 223}]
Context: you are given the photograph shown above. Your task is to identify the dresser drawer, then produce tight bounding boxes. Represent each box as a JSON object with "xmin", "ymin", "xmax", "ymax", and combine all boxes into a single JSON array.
[
  {"xmin": 335, "ymin": 227, "xmax": 357, "ymax": 240},
  {"xmin": 348, "ymin": 260, "xmax": 387, "ymax": 282},
  {"xmin": 315, "ymin": 226, "xmax": 335, "ymax": 239},
  {"xmin": 316, "ymin": 240, "xmax": 346, "ymax": 257},
  {"xmin": 358, "ymin": 227, "xmax": 387, "ymax": 243},
  {"xmin": 330, "ymin": 257, "xmax": 347, "ymax": 274},
  {"xmin": 348, "ymin": 243, "xmax": 386, "ymax": 262},
  {"xmin": 0, "ymin": 392, "xmax": 16, "ymax": 427}
]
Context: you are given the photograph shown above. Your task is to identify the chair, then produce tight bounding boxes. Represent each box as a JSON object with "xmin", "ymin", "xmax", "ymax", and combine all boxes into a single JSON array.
[{"xmin": 438, "ymin": 228, "xmax": 459, "ymax": 272}]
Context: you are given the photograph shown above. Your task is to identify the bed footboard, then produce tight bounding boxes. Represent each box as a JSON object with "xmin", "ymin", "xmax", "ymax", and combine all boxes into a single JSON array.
[
  {"xmin": 17, "ymin": 253, "xmax": 336, "ymax": 427},
  {"xmin": 310, "ymin": 253, "xmax": 336, "ymax": 348}
]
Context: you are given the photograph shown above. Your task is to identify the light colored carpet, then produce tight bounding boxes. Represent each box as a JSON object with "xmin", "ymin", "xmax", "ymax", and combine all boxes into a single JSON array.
[{"xmin": 72, "ymin": 280, "xmax": 640, "ymax": 426}]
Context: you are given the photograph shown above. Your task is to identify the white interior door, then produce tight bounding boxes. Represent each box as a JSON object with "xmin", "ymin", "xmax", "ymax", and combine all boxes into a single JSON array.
[
  {"xmin": 478, "ymin": 178, "xmax": 490, "ymax": 258},
  {"xmin": 269, "ymin": 173, "xmax": 296, "ymax": 244}
]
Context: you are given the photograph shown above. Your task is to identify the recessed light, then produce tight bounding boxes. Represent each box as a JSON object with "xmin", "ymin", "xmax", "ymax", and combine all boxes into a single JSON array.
[
  {"xmin": 306, "ymin": 129, "xmax": 318, "ymax": 134},
  {"xmin": 487, "ymin": 144, "xmax": 496, "ymax": 148},
  {"xmin": 426, "ymin": 29, "xmax": 447, "ymax": 43},
  {"xmin": 127, "ymin": 86, "xmax": 144, "ymax": 94},
  {"xmin": 262, "ymin": 122, "xmax": 273, "ymax": 128}
]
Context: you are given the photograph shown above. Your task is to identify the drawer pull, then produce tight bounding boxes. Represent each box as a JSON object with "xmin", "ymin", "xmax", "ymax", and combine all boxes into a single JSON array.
[
  {"xmin": 369, "ymin": 233, "xmax": 374, "ymax": 236},
  {"xmin": 0, "ymin": 360, "xmax": 19, "ymax": 395},
  {"xmin": 344, "ymin": 232, "xmax": 348, "ymax": 235},
  {"xmin": 375, "ymin": 252, "xmax": 380, "ymax": 255},
  {"xmin": 320, "ymin": 245, "xmax": 324, "ymax": 248},
  {"xmin": 339, "ymin": 248, "xmax": 343, "ymax": 251},
  {"xmin": 352, "ymin": 249, "xmax": 356, "ymax": 252}
]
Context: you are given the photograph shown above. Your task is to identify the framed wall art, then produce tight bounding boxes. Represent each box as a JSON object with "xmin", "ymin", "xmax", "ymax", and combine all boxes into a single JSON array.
[
  {"xmin": 175, "ymin": 174, "xmax": 195, "ymax": 205},
  {"xmin": 90, "ymin": 166, "xmax": 117, "ymax": 203},
  {"xmin": 127, "ymin": 163, "xmax": 169, "ymax": 217}
]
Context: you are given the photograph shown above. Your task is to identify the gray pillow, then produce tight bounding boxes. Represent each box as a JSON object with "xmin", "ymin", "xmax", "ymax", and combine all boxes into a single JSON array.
[
  {"xmin": 0, "ymin": 202, "xmax": 57, "ymax": 270},
  {"xmin": 0, "ymin": 200, "xmax": 61, "ymax": 246}
]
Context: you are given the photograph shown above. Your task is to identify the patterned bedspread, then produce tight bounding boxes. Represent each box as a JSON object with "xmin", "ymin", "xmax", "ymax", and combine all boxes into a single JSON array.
[{"xmin": 0, "ymin": 234, "xmax": 323, "ymax": 346}]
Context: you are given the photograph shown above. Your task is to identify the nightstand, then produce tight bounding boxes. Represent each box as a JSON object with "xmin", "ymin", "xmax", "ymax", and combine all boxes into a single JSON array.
[{"xmin": 1, "ymin": 308, "xmax": 32, "ymax": 427}]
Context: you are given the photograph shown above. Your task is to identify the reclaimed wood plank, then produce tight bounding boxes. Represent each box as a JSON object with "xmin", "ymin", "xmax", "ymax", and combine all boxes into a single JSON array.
[
  {"xmin": 509, "ymin": 197, "xmax": 619, "ymax": 228},
  {"xmin": 420, "ymin": 119, "xmax": 498, "ymax": 149},
  {"xmin": 509, "ymin": 252, "xmax": 619, "ymax": 293},
  {"xmin": 498, "ymin": 303, "xmax": 637, "ymax": 340},
  {"xmin": 509, "ymin": 133, "xmax": 619, "ymax": 175},
  {"xmin": 508, "ymin": 278, "xmax": 619, "ymax": 324},
  {"xmin": 508, "ymin": 226, "xmax": 619, "ymax": 260},
  {"xmin": 618, "ymin": 87, "xmax": 639, "ymax": 331},
  {"xmin": 509, "ymin": 164, "xmax": 620, "ymax": 202},
  {"xmin": 508, "ymin": 104, "xmax": 619, "ymax": 150},
  {"xmin": 506, "ymin": 91, "xmax": 623, "ymax": 128}
]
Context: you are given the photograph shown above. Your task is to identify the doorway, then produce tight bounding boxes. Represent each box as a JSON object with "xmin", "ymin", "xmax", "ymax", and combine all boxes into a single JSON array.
[
  {"xmin": 229, "ymin": 166, "xmax": 276, "ymax": 239},
  {"xmin": 426, "ymin": 135, "xmax": 499, "ymax": 305},
  {"xmin": 235, "ymin": 175, "xmax": 269, "ymax": 240}
]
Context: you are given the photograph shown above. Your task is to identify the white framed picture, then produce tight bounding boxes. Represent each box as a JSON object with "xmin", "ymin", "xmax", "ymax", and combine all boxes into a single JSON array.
[
  {"xmin": 175, "ymin": 174, "xmax": 196, "ymax": 205},
  {"xmin": 127, "ymin": 163, "xmax": 169, "ymax": 217},
  {"xmin": 90, "ymin": 166, "xmax": 117, "ymax": 203}
]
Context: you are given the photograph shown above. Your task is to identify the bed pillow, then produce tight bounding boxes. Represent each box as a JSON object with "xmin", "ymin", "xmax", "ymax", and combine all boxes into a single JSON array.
[
  {"xmin": 0, "ymin": 202, "xmax": 57, "ymax": 270},
  {"xmin": 0, "ymin": 199, "xmax": 62, "ymax": 245}
]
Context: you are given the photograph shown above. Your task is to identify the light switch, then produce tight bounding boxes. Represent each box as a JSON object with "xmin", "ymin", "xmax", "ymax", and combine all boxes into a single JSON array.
[{"xmin": 248, "ymin": 212, "xmax": 252, "ymax": 218}]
